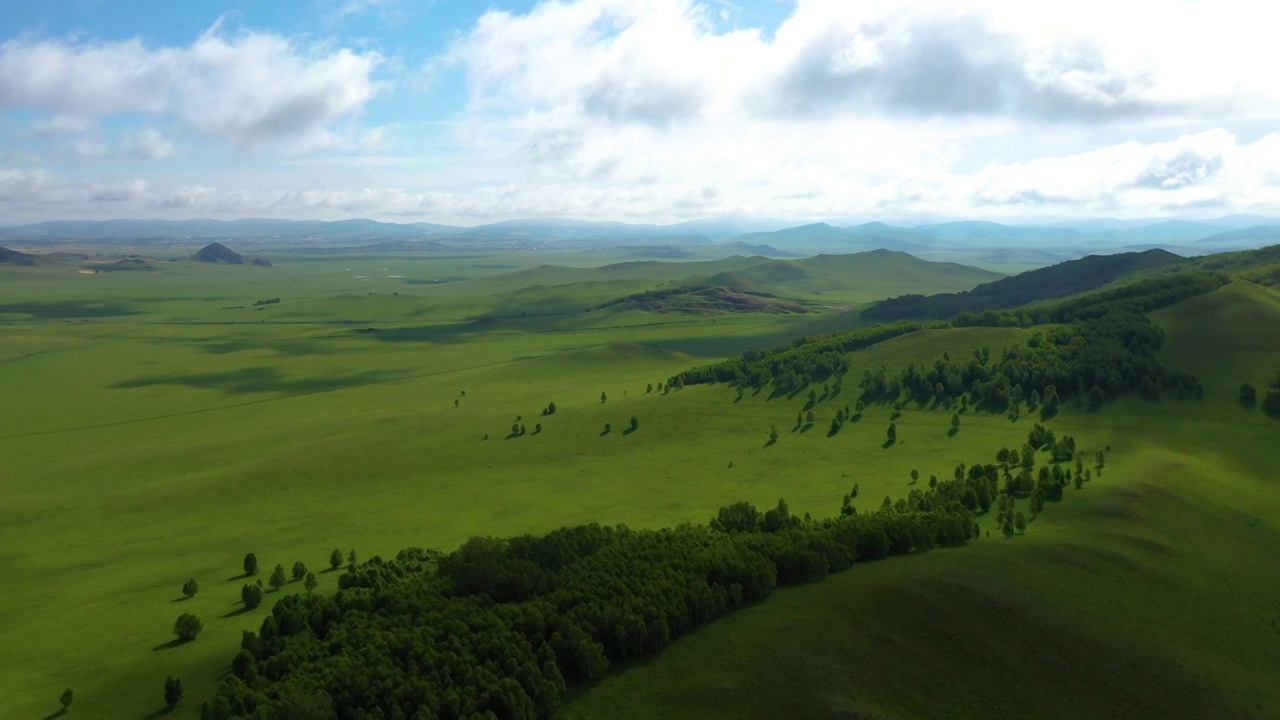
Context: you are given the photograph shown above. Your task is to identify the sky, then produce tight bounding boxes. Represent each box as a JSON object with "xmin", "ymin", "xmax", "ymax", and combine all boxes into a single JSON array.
[{"xmin": 1, "ymin": 0, "xmax": 1278, "ymax": 225}]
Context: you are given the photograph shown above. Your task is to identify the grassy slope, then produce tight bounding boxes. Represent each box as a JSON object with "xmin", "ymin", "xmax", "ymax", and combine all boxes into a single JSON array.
[
  {"xmin": 563, "ymin": 281, "xmax": 1280, "ymax": 720},
  {"xmin": 0, "ymin": 256, "xmax": 1020, "ymax": 719}
]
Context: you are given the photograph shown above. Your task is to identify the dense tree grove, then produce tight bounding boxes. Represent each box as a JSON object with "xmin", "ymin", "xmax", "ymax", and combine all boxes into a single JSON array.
[
  {"xmin": 202, "ymin": 468, "xmax": 1013, "ymax": 716},
  {"xmin": 670, "ymin": 321, "xmax": 935, "ymax": 389},
  {"xmin": 859, "ymin": 306, "xmax": 1203, "ymax": 414},
  {"xmin": 199, "ymin": 419, "xmax": 1105, "ymax": 719},
  {"xmin": 668, "ymin": 273, "xmax": 1223, "ymax": 403}
]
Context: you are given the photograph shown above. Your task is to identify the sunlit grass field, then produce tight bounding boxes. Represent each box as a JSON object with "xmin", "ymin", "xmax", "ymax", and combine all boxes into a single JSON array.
[{"xmin": 1, "ymin": 251, "xmax": 1276, "ymax": 719}]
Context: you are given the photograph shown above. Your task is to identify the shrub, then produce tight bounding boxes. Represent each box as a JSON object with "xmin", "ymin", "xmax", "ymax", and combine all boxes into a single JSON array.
[
  {"xmin": 173, "ymin": 613, "xmax": 203, "ymax": 642},
  {"xmin": 164, "ymin": 676, "xmax": 183, "ymax": 710},
  {"xmin": 242, "ymin": 583, "xmax": 263, "ymax": 610}
]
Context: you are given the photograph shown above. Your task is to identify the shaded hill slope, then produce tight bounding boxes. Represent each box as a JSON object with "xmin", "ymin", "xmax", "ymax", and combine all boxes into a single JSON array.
[
  {"xmin": 477, "ymin": 251, "xmax": 1001, "ymax": 309},
  {"xmin": 0, "ymin": 245, "xmax": 36, "ymax": 265},
  {"xmin": 864, "ymin": 249, "xmax": 1186, "ymax": 321},
  {"xmin": 191, "ymin": 242, "xmax": 246, "ymax": 264}
]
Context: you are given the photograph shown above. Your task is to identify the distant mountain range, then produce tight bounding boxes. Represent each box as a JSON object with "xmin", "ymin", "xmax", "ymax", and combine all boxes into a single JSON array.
[{"xmin": 2, "ymin": 215, "xmax": 1278, "ymax": 256}]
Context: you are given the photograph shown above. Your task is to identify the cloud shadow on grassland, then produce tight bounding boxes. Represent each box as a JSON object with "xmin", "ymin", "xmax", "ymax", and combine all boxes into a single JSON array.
[
  {"xmin": 111, "ymin": 366, "xmax": 406, "ymax": 395},
  {"xmin": 0, "ymin": 299, "xmax": 141, "ymax": 319}
]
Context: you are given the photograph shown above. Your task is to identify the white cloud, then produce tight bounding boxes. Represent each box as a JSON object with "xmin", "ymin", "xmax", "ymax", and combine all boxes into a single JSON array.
[
  {"xmin": 0, "ymin": 27, "xmax": 383, "ymax": 152},
  {"xmin": 4, "ymin": 129, "xmax": 1279, "ymax": 223},
  {"xmin": 122, "ymin": 129, "xmax": 175, "ymax": 160},
  {"xmin": 445, "ymin": 0, "xmax": 1276, "ymax": 126},
  {"xmin": 2, "ymin": 0, "xmax": 1279, "ymax": 223}
]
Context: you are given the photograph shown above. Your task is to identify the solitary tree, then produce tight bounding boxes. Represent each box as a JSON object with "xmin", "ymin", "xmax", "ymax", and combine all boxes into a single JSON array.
[
  {"xmin": 534, "ymin": 422, "xmax": 542, "ymax": 433},
  {"xmin": 173, "ymin": 613, "xmax": 203, "ymax": 642},
  {"xmin": 291, "ymin": 561, "xmax": 307, "ymax": 583},
  {"xmin": 1239, "ymin": 383, "xmax": 1258, "ymax": 407},
  {"xmin": 951, "ymin": 413, "xmax": 961, "ymax": 429},
  {"xmin": 1002, "ymin": 518, "xmax": 1015, "ymax": 538},
  {"xmin": 646, "ymin": 383, "xmax": 653, "ymax": 394},
  {"xmin": 1263, "ymin": 389, "xmax": 1280, "ymax": 419},
  {"xmin": 629, "ymin": 416, "xmax": 639, "ymax": 432},
  {"xmin": 269, "ymin": 564, "xmax": 287, "ymax": 592},
  {"xmin": 1014, "ymin": 512, "xmax": 1028, "ymax": 534},
  {"xmin": 910, "ymin": 469, "xmax": 919, "ymax": 481},
  {"xmin": 241, "ymin": 583, "xmax": 263, "ymax": 610},
  {"xmin": 329, "ymin": 549, "xmax": 343, "ymax": 571},
  {"xmin": 886, "ymin": 422, "xmax": 897, "ymax": 445},
  {"xmin": 600, "ymin": 391, "xmax": 607, "ymax": 404},
  {"xmin": 181, "ymin": 578, "xmax": 198, "ymax": 599},
  {"xmin": 164, "ymin": 676, "xmax": 183, "ymax": 711},
  {"xmin": 603, "ymin": 422, "xmax": 612, "ymax": 434},
  {"xmin": 60, "ymin": 689, "xmax": 74, "ymax": 712},
  {"xmin": 769, "ymin": 424, "xmax": 779, "ymax": 443},
  {"xmin": 806, "ymin": 409, "xmax": 816, "ymax": 424},
  {"xmin": 347, "ymin": 549, "xmax": 357, "ymax": 569},
  {"xmin": 795, "ymin": 411, "xmax": 803, "ymax": 427},
  {"xmin": 304, "ymin": 572, "xmax": 318, "ymax": 594},
  {"xmin": 243, "ymin": 552, "xmax": 259, "ymax": 577},
  {"xmin": 546, "ymin": 401, "xmax": 557, "ymax": 415}
]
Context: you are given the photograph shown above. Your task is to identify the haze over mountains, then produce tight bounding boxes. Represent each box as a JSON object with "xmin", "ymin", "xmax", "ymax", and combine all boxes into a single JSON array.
[{"xmin": 3, "ymin": 215, "xmax": 1279, "ymax": 259}]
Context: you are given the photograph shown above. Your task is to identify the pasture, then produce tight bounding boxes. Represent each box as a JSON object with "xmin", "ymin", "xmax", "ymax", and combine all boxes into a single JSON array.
[{"xmin": 1, "ymin": 249, "xmax": 1275, "ymax": 719}]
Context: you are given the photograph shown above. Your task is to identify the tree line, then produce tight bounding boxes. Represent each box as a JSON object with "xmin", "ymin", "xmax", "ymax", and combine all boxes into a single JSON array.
[
  {"xmin": 668, "ymin": 272, "xmax": 1223, "ymax": 416},
  {"xmin": 199, "ymin": 420, "xmax": 1103, "ymax": 719}
]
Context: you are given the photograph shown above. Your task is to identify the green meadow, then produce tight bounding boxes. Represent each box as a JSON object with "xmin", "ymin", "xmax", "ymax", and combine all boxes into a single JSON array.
[{"xmin": 1, "ymin": 248, "xmax": 1277, "ymax": 718}]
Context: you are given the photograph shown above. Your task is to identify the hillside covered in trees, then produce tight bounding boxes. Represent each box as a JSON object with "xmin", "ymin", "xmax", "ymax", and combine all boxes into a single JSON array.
[
  {"xmin": 862, "ymin": 249, "xmax": 1186, "ymax": 321},
  {"xmin": 200, "ymin": 415, "xmax": 1107, "ymax": 720}
]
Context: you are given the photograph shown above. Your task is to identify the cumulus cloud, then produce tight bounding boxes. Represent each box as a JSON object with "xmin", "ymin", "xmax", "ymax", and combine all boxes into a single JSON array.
[
  {"xmin": 445, "ymin": 0, "xmax": 1273, "ymax": 127},
  {"xmin": 0, "ymin": 27, "xmax": 382, "ymax": 151},
  {"xmin": 3, "ymin": 0, "xmax": 1279, "ymax": 223}
]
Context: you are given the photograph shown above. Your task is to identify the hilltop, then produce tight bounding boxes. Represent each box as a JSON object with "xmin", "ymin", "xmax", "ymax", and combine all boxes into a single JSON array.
[
  {"xmin": 0, "ymin": 245, "xmax": 36, "ymax": 265},
  {"xmin": 484, "ymin": 250, "xmax": 1003, "ymax": 315},
  {"xmin": 191, "ymin": 242, "xmax": 245, "ymax": 264},
  {"xmin": 863, "ymin": 248, "xmax": 1186, "ymax": 321},
  {"xmin": 190, "ymin": 242, "xmax": 271, "ymax": 267}
]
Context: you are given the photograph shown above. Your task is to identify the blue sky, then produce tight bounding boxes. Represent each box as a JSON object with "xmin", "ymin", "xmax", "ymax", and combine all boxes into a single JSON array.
[{"xmin": 0, "ymin": 0, "xmax": 1276, "ymax": 224}]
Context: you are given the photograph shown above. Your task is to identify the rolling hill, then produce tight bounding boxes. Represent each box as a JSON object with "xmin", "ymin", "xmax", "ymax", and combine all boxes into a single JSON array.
[
  {"xmin": 0, "ymin": 245, "xmax": 36, "ymax": 265},
  {"xmin": 863, "ymin": 249, "xmax": 1187, "ymax": 321},
  {"xmin": 562, "ymin": 279, "xmax": 1280, "ymax": 720},
  {"xmin": 495, "ymin": 250, "xmax": 1003, "ymax": 316}
]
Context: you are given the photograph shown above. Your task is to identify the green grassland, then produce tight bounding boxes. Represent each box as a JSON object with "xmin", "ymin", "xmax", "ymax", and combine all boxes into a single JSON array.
[
  {"xmin": 565, "ymin": 280, "xmax": 1280, "ymax": 720},
  {"xmin": 0, "ymin": 248, "xmax": 1003, "ymax": 719},
  {"xmin": 0, "ymin": 249, "xmax": 1276, "ymax": 719}
]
